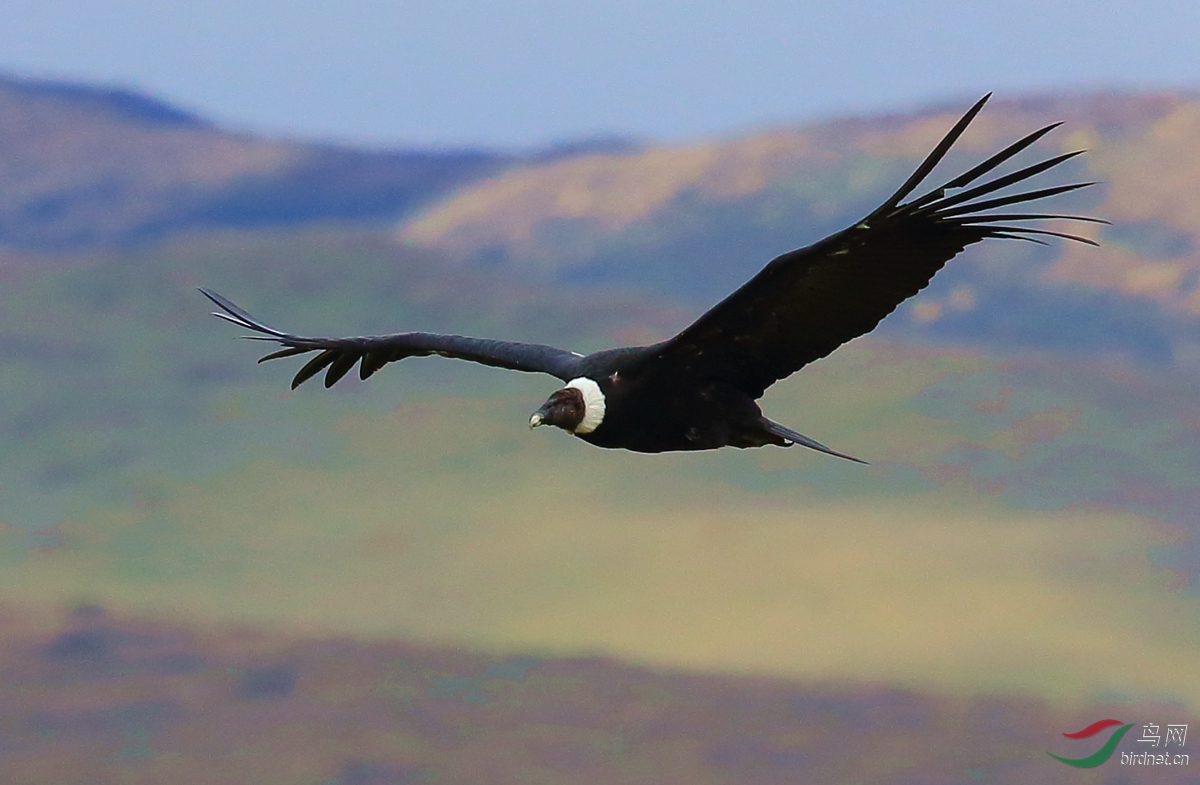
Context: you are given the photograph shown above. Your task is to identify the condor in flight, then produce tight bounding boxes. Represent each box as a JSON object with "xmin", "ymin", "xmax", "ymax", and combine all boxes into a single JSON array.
[{"xmin": 204, "ymin": 95, "xmax": 1101, "ymax": 463}]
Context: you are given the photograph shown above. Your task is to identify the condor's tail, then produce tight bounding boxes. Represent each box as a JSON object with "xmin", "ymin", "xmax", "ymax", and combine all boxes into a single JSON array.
[{"xmin": 763, "ymin": 419, "xmax": 868, "ymax": 464}]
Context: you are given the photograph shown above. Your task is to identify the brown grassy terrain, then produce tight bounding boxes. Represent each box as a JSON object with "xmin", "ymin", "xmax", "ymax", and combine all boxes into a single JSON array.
[{"xmin": 1, "ymin": 604, "xmax": 1195, "ymax": 785}]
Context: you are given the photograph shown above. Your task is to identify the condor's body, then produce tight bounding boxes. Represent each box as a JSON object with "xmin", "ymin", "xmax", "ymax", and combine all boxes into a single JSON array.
[{"xmin": 567, "ymin": 363, "xmax": 786, "ymax": 453}]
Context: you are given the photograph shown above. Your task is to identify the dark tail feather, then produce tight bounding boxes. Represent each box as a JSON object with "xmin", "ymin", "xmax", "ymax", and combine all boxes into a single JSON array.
[{"xmin": 763, "ymin": 419, "xmax": 868, "ymax": 464}]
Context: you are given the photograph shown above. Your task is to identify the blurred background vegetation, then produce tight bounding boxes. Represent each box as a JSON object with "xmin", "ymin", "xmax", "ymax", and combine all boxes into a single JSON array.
[{"xmin": 1, "ymin": 76, "xmax": 1198, "ymax": 783}]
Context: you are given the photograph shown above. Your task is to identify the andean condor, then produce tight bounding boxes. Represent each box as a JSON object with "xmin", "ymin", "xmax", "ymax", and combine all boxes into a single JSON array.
[{"xmin": 203, "ymin": 95, "xmax": 1101, "ymax": 463}]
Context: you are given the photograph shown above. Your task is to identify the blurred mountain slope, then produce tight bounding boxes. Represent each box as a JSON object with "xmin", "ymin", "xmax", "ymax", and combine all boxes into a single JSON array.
[
  {"xmin": 398, "ymin": 92, "xmax": 1184, "ymax": 292},
  {"xmin": 0, "ymin": 74, "xmax": 518, "ymax": 247},
  {"xmin": 399, "ymin": 91, "xmax": 1200, "ymax": 366}
]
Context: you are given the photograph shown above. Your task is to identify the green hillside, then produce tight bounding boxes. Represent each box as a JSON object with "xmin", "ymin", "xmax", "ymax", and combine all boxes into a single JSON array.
[{"xmin": 0, "ymin": 225, "xmax": 681, "ymax": 529}]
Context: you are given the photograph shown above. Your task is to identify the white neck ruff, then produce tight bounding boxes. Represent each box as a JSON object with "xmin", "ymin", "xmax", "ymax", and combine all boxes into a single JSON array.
[{"xmin": 566, "ymin": 377, "xmax": 606, "ymax": 434}]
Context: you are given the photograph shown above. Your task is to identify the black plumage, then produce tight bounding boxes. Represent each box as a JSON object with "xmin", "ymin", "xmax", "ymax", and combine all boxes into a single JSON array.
[{"xmin": 203, "ymin": 95, "xmax": 1102, "ymax": 463}]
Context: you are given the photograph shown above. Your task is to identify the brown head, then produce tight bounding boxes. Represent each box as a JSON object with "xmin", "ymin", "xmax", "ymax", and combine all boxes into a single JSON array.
[{"xmin": 529, "ymin": 377, "xmax": 606, "ymax": 434}]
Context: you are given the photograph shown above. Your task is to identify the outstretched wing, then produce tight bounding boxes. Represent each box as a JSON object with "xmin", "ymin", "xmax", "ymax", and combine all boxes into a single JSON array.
[
  {"xmin": 201, "ymin": 289, "xmax": 584, "ymax": 387},
  {"xmin": 640, "ymin": 94, "xmax": 1105, "ymax": 399}
]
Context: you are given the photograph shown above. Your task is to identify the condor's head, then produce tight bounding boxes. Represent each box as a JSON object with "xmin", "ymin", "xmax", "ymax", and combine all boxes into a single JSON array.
[{"xmin": 529, "ymin": 377, "xmax": 606, "ymax": 435}]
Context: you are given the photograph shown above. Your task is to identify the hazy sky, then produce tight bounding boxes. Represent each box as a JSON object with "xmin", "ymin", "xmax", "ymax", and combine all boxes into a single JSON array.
[{"xmin": 1, "ymin": 1, "xmax": 1197, "ymax": 148}]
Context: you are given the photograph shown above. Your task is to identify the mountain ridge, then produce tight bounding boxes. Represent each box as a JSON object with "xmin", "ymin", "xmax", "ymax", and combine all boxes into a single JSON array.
[{"xmin": 0, "ymin": 73, "xmax": 519, "ymax": 248}]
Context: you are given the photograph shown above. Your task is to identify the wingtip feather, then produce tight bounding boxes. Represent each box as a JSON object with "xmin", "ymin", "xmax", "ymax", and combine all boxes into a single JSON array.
[
  {"xmin": 257, "ymin": 346, "xmax": 311, "ymax": 363},
  {"xmin": 292, "ymin": 350, "xmax": 337, "ymax": 389},
  {"xmin": 869, "ymin": 94, "xmax": 993, "ymax": 217},
  {"xmin": 199, "ymin": 288, "xmax": 288, "ymax": 337}
]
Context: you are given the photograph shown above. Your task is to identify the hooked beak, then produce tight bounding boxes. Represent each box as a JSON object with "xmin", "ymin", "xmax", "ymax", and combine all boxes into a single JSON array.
[{"xmin": 529, "ymin": 400, "xmax": 553, "ymax": 428}]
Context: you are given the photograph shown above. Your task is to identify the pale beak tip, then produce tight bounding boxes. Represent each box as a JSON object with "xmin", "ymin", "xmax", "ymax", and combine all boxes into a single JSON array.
[{"xmin": 529, "ymin": 413, "xmax": 543, "ymax": 429}]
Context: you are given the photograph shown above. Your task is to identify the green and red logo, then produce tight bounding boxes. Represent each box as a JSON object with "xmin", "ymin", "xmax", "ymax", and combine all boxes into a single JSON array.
[{"xmin": 1048, "ymin": 719, "xmax": 1135, "ymax": 768}]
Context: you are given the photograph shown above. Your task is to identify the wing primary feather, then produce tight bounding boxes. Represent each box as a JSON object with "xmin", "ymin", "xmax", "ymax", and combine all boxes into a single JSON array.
[
  {"xmin": 293, "ymin": 350, "xmax": 338, "ymax": 389},
  {"xmin": 258, "ymin": 346, "xmax": 311, "ymax": 363},
  {"xmin": 977, "ymin": 226, "xmax": 1099, "ymax": 245},
  {"xmin": 869, "ymin": 93, "xmax": 992, "ymax": 217},
  {"xmin": 324, "ymin": 353, "xmax": 361, "ymax": 387},
  {"xmin": 903, "ymin": 122, "xmax": 1063, "ymax": 211},
  {"xmin": 360, "ymin": 350, "xmax": 389, "ymax": 379},
  {"xmin": 951, "ymin": 212, "xmax": 1109, "ymax": 225},
  {"xmin": 988, "ymin": 232, "xmax": 1049, "ymax": 245},
  {"xmin": 915, "ymin": 151, "xmax": 1086, "ymax": 215},
  {"xmin": 935, "ymin": 182, "xmax": 1095, "ymax": 218},
  {"xmin": 199, "ymin": 288, "xmax": 288, "ymax": 337},
  {"xmin": 211, "ymin": 311, "xmax": 263, "ymax": 331}
]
